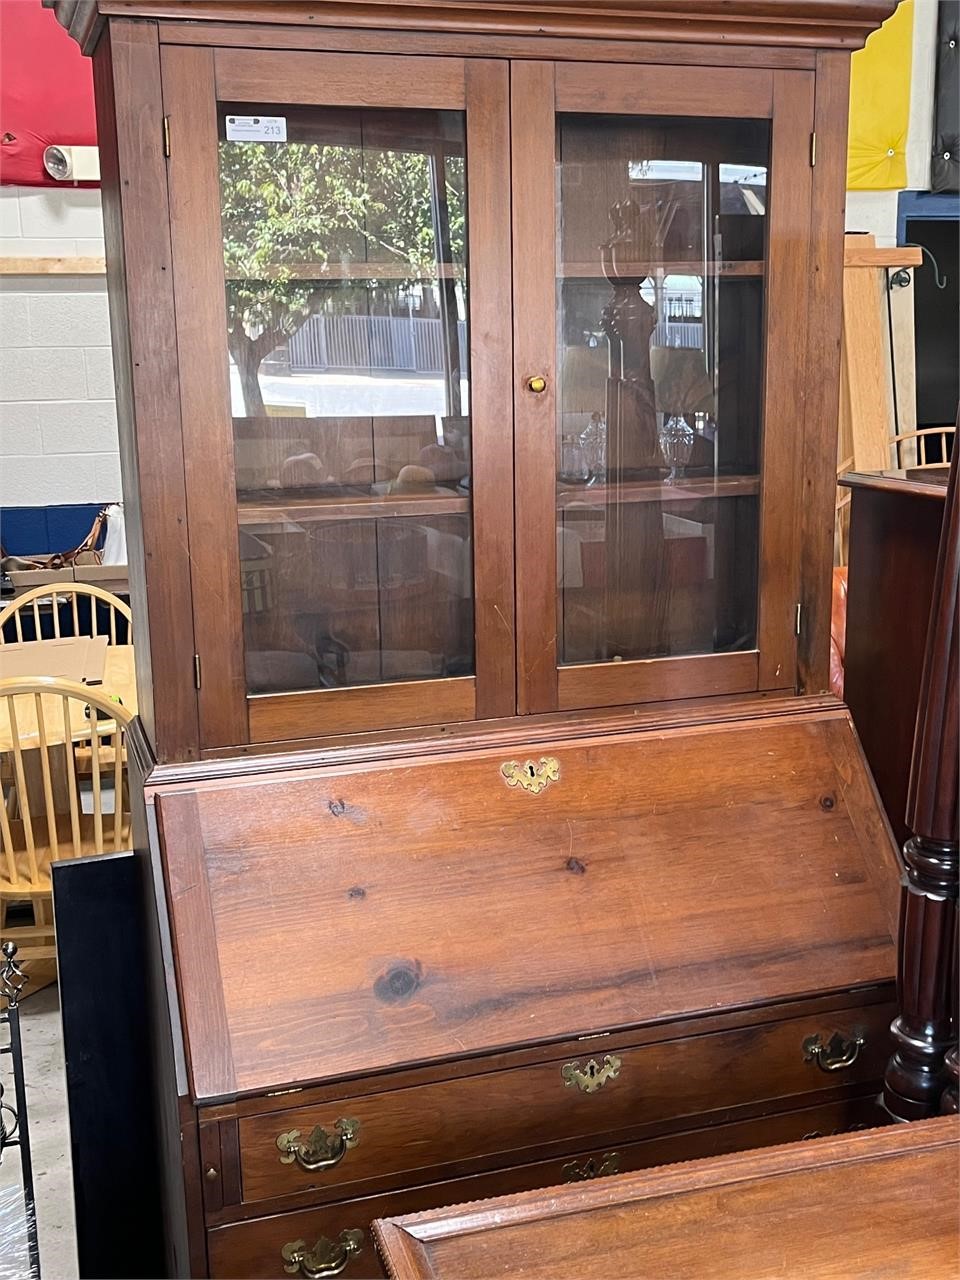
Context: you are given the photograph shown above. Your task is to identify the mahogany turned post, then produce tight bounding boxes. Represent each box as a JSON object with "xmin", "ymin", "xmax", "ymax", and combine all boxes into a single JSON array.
[{"xmin": 884, "ymin": 439, "xmax": 960, "ymax": 1121}]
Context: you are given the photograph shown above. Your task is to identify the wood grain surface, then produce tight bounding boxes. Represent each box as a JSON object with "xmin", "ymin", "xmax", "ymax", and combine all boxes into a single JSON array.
[
  {"xmin": 156, "ymin": 707, "xmax": 899, "ymax": 1100},
  {"xmin": 161, "ymin": 43, "xmax": 249, "ymax": 748},
  {"xmin": 247, "ymin": 678, "xmax": 476, "ymax": 744},
  {"xmin": 373, "ymin": 1116, "xmax": 960, "ymax": 1280},
  {"xmin": 755, "ymin": 69, "xmax": 814, "ymax": 692},
  {"xmin": 235, "ymin": 1000, "xmax": 893, "ymax": 1207},
  {"xmin": 206, "ymin": 1096, "xmax": 892, "ymax": 1277},
  {"xmin": 92, "ymin": 20, "xmax": 200, "ymax": 762},
  {"xmin": 48, "ymin": 2, "xmax": 900, "ymax": 55},
  {"xmin": 798, "ymin": 50, "xmax": 851, "ymax": 694},
  {"xmin": 511, "ymin": 59, "xmax": 559, "ymax": 714},
  {"xmin": 214, "ymin": 47, "xmax": 467, "ymax": 108}
]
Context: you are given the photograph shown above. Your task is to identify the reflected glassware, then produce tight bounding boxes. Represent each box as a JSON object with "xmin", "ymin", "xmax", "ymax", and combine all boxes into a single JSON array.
[
  {"xmin": 579, "ymin": 411, "xmax": 607, "ymax": 485},
  {"xmin": 561, "ymin": 433, "xmax": 590, "ymax": 483},
  {"xmin": 658, "ymin": 414, "xmax": 695, "ymax": 484}
]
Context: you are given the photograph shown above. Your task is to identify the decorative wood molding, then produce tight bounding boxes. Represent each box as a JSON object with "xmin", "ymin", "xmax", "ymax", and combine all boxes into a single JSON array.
[
  {"xmin": 0, "ymin": 256, "xmax": 106, "ymax": 276},
  {"xmin": 42, "ymin": 1, "xmax": 104, "ymax": 55},
  {"xmin": 45, "ymin": 1, "xmax": 898, "ymax": 53}
]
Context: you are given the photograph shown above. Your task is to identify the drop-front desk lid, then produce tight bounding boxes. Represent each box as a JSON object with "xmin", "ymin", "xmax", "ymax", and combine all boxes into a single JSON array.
[{"xmin": 153, "ymin": 704, "xmax": 900, "ymax": 1103}]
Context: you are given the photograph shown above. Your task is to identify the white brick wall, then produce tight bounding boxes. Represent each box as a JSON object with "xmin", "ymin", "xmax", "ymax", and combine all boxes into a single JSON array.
[{"xmin": 0, "ymin": 185, "xmax": 120, "ymax": 508}]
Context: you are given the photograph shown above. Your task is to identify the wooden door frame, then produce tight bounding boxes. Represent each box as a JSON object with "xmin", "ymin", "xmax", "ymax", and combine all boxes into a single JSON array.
[
  {"xmin": 161, "ymin": 45, "xmax": 515, "ymax": 748},
  {"xmin": 512, "ymin": 60, "xmax": 814, "ymax": 715}
]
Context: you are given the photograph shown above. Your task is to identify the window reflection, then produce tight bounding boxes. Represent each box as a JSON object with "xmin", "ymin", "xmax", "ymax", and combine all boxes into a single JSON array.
[
  {"xmin": 556, "ymin": 115, "xmax": 769, "ymax": 666},
  {"xmin": 218, "ymin": 106, "xmax": 473, "ymax": 695}
]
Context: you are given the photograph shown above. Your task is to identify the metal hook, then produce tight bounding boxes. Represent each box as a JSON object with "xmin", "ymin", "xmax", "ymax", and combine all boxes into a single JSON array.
[{"xmin": 892, "ymin": 242, "xmax": 949, "ymax": 290}]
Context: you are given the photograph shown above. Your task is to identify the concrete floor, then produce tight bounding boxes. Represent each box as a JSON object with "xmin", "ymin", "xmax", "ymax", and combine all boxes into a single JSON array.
[{"xmin": 0, "ymin": 986, "xmax": 78, "ymax": 1280}]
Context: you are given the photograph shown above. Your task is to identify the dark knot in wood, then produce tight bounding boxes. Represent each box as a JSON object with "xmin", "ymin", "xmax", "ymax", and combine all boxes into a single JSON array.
[{"xmin": 374, "ymin": 961, "xmax": 423, "ymax": 1004}]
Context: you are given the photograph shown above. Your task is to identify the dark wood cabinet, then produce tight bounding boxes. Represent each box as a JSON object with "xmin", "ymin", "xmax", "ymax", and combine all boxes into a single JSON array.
[
  {"xmin": 49, "ymin": 4, "xmax": 901, "ymax": 1278},
  {"xmin": 842, "ymin": 468, "xmax": 949, "ymax": 845}
]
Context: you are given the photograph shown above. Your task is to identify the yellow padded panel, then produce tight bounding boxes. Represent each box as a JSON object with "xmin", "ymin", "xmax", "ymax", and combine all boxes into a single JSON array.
[{"xmin": 847, "ymin": 0, "xmax": 913, "ymax": 190}]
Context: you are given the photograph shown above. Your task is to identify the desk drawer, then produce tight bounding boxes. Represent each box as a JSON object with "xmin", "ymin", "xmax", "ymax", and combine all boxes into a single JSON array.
[
  {"xmin": 211, "ymin": 1094, "xmax": 888, "ymax": 1278},
  {"xmin": 236, "ymin": 1001, "xmax": 893, "ymax": 1207}
]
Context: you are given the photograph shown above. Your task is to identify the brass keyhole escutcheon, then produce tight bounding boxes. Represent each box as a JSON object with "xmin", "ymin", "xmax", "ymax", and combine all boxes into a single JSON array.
[
  {"xmin": 527, "ymin": 374, "xmax": 548, "ymax": 394},
  {"xmin": 561, "ymin": 1054, "xmax": 622, "ymax": 1094}
]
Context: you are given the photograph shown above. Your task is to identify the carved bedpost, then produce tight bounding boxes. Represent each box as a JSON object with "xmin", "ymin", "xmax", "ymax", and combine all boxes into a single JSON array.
[{"xmin": 883, "ymin": 440, "xmax": 960, "ymax": 1121}]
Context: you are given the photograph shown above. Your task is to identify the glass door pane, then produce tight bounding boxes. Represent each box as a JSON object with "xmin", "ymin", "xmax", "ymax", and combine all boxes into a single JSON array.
[
  {"xmin": 556, "ymin": 114, "xmax": 769, "ymax": 667},
  {"xmin": 219, "ymin": 105, "xmax": 474, "ymax": 695}
]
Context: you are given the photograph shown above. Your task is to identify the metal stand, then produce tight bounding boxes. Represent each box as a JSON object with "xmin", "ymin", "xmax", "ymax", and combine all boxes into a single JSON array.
[{"xmin": 1, "ymin": 941, "xmax": 39, "ymax": 1279}]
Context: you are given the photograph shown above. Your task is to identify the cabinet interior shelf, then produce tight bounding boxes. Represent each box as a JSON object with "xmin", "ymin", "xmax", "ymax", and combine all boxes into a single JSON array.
[
  {"xmin": 224, "ymin": 261, "xmax": 464, "ymax": 282},
  {"xmin": 236, "ymin": 475, "xmax": 758, "ymax": 525},
  {"xmin": 237, "ymin": 491, "xmax": 470, "ymax": 525},
  {"xmin": 558, "ymin": 474, "xmax": 760, "ymax": 508},
  {"xmin": 559, "ymin": 260, "xmax": 764, "ymax": 279}
]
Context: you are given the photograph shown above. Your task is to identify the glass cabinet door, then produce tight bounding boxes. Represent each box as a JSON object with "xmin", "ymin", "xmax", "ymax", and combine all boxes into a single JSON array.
[
  {"xmin": 163, "ymin": 50, "xmax": 513, "ymax": 746},
  {"xmin": 513, "ymin": 62, "xmax": 814, "ymax": 713},
  {"xmin": 221, "ymin": 106, "xmax": 472, "ymax": 693}
]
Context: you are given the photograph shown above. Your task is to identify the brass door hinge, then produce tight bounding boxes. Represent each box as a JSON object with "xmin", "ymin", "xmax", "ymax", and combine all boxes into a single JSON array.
[
  {"xmin": 795, "ymin": 602, "xmax": 803, "ymax": 637},
  {"xmin": 193, "ymin": 653, "xmax": 201, "ymax": 689},
  {"xmin": 810, "ymin": 131, "xmax": 816, "ymax": 167},
  {"xmin": 163, "ymin": 116, "xmax": 171, "ymax": 158}
]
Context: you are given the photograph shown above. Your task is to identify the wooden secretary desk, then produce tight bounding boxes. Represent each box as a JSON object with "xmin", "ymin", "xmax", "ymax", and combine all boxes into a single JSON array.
[{"xmin": 49, "ymin": 4, "xmax": 903, "ymax": 1278}]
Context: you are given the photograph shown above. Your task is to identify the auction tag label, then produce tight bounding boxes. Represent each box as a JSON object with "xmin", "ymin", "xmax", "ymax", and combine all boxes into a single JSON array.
[{"xmin": 225, "ymin": 115, "xmax": 287, "ymax": 142}]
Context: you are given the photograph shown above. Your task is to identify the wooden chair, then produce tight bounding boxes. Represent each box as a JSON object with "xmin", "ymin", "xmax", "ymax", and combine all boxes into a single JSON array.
[
  {"xmin": 0, "ymin": 677, "xmax": 134, "ymax": 971},
  {"xmin": 0, "ymin": 582, "xmax": 131, "ymax": 645},
  {"xmin": 891, "ymin": 424, "xmax": 956, "ymax": 470}
]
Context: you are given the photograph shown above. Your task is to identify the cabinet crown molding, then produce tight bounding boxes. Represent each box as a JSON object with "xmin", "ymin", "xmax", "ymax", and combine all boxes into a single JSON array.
[{"xmin": 45, "ymin": 0, "xmax": 897, "ymax": 55}]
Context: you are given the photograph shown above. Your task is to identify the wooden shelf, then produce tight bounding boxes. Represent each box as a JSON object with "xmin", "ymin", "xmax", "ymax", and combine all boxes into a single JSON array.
[
  {"xmin": 560, "ymin": 260, "xmax": 764, "ymax": 279},
  {"xmin": 558, "ymin": 474, "xmax": 760, "ymax": 508},
  {"xmin": 237, "ymin": 490, "xmax": 470, "ymax": 525},
  {"xmin": 843, "ymin": 234, "xmax": 922, "ymax": 269},
  {"xmin": 0, "ymin": 256, "xmax": 106, "ymax": 276},
  {"xmin": 224, "ymin": 260, "xmax": 464, "ymax": 282}
]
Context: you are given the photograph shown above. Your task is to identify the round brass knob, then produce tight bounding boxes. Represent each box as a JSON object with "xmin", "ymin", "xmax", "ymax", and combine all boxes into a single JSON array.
[{"xmin": 526, "ymin": 375, "xmax": 548, "ymax": 394}]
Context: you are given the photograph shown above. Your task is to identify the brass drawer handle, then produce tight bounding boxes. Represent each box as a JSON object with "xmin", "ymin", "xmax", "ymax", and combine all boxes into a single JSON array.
[
  {"xmin": 276, "ymin": 1119, "xmax": 360, "ymax": 1171},
  {"xmin": 562, "ymin": 1151, "xmax": 620, "ymax": 1182},
  {"xmin": 803, "ymin": 1031, "xmax": 864, "ymax": 1073},
  {"xmin": 561, "ymin": 1054, "xmax": 622, "ymax": 1094},
  {"xmin": 281, "ymin": 1230, "xmax": 364, "ymax": 1278}
]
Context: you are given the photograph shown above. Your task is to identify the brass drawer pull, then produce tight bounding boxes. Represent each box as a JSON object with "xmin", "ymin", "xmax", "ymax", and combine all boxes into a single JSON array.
[
  {"xmin": 562, "ymin": 1151, "xmax": 620, "ymax": 1182},
  {"xmin": 281, "ymin": 1230, "xmax": 364, "ymax": 1278},
  {"xmin": 803, "ymin": 1030, "xmax": 864, "ymax": 1073},
  {"xmin": 561, "ymin": 1054, "xmax": 622, "ymax": 1094},
  {"xmin": 276, "ymin": 1119, "xmax": 360, "ymax": 1171}
]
